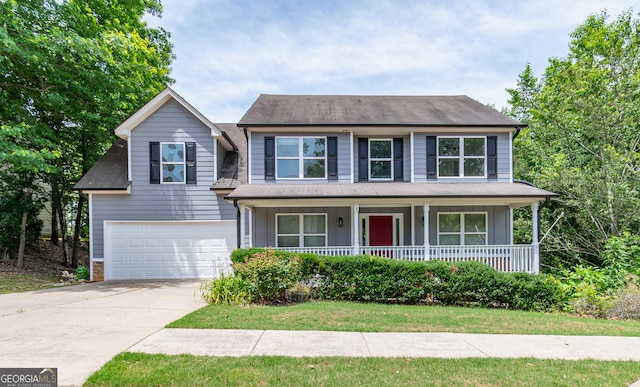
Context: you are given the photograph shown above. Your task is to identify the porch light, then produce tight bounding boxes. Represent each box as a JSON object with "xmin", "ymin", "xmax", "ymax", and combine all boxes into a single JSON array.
[{"xmin": 338, "ymin": 217, "xmax": 344, "ymax": 227}]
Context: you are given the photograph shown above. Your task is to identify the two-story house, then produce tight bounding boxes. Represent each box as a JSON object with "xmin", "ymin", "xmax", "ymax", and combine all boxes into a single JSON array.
[{"xmin": 75, "ymin": 89, "xmax": 555, "ymax": 281}]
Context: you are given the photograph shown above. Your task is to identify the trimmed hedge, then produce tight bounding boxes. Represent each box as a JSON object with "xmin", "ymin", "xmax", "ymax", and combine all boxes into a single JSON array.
[{"xmin": 230, "ymin": 248, "xmax": 561, "ymax": 311}]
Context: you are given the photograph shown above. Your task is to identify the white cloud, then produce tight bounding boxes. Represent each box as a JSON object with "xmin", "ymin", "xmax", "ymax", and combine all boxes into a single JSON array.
[{"xmin": 146, "ymin": 0, "xmax": 637, "ymax": 122}]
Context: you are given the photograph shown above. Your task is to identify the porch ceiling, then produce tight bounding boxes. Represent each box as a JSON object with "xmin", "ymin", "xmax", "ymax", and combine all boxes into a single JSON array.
[{"xmin": 225, "ymin": 182, "xmax": 557, "ymax": 208}]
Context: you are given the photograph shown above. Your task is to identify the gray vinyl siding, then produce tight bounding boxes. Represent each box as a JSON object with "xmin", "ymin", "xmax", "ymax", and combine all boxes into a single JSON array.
[
  {"xmin": 413, "ymin": 205, "xmax": 510, "ymax": 245},
  {"xmin": 354, "ymin": 136, "xmax": 410, "ymax": 182},
  {"xmin": 250, "ymin": 132, "xmax": 351, "ymax": 183},
  {"xmin": 216, "ymin": 139, "xmax": 227, "ymax": 180},
  {"xmin": 413, "ymin": 133, "xmax": 511, "ymax": 182},
  {"xmin": 91, "ymin": 99, "xmax": 235, "ymax": 259},
  {"xmin": 253, "ymin": 207, "xmax": 352, "ymax": 247}
]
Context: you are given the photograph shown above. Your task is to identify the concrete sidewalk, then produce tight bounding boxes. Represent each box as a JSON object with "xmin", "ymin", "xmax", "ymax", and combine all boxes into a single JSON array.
[{"xmin": 129, "ymin": 328, "xmax": 640, "ymax": 361}]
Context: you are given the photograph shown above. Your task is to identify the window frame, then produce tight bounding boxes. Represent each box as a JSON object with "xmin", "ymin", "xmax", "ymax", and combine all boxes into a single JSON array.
[
  {"xmin": 368, "ymin": 138, "xmax": 394, "ymax": 181},
  {"xmin": 275, "ymin": 136, "xmax": 327, "ymax": 180},
  {"xmin": 437, "ymin": 136, "xmax": 487, "ymax": 178},
  {"xmin": 437, "ymin": 212, "xmax": 488, "ymax": 246},
  {"xmin": 160, "ymin": 142, "xmax": 186, "ymax": 184},
  {"xmin": 275, "ymin": 213, "xmax": 328, "ymax": 247}
]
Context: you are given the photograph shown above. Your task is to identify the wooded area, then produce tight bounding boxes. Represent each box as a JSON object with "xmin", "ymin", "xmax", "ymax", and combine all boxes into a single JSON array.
[{"xmin": 0, "ymin": 0, "xmax": 173, "ymax": 268}]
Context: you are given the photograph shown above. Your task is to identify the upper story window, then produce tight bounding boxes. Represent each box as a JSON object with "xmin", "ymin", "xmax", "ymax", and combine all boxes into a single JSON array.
[
  {"xmin": 369, "ymin": 139, "xmax": 393, "ymax": 180},
  {"xmin": 161, "ymin": 142, "xmax": 185, "ymax": 183},
  {"xmin": 276, "ymin": 137, "xmax": 326, "ymax": 179},
  {"xmin": 150, "ymin": 142, "xmax": 196, "ymax": 185},
  {"xmin": 438, "ymin": 212, "xmax": 487, "ymax": 245},
  {"xmin": 438, "ymin": 137, "xmax": 485, "ymax": 177},
  {"xmin": 276, "ymin": 213, "xmax": 327, "ymax": 247}
]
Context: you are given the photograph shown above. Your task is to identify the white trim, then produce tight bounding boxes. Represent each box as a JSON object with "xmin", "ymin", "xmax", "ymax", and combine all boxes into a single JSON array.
[
  {"xmin": 240, "ymin": 204, "xmax": 246, "ymax": 248},
  {"xmin": 437, "ymin": 136, "xmax": 487, "ymax": 178},
  {"xmin": 160, "ymin": 142, "xmax": 186, "ymax": 184},
  {"xmin": 368, "ymin": 138, "xmax": 394, "ymax": 181},
  {"xmin": 510, "ymin": 208, "xmax": 514, "ymax": 244},
  {"xmin": 423, "ymin": 204, "xmax": 430, "ymax": 250},
  {"xmin": 350, "ymin": 131, "xmax": 354, "ymax": 184},
  {"xmin": 248, "ymin": 130, "xmax": 252, "ymax": 184},
  {"xmin": 352, "ymin": 204, "xmax": 360, "ymax": 254},
  {"xmin": 359, "ymin": 213, "xmax": 404, "ymax": 246},
  {"xmin": 410, "ymin": 131, "xmax": 415, "ymax": 183},
  {"xmin": 81, "ymin": 188, "xmax": 131, "ymax": 195},
  {"xmin": 509, "ymin": 131, "xmax": 513, "ymax": 182},
  {"xmin": 88, "ymin": 193, "xmax": 94, "ymax": 281},
  {"xmin": 127, "ymin": 137, "xmax": 132, "ymax": 187},
  {"xmin": 437, "ymin": 212, "xmax": 488, "ymax": 245},
  {"xmin": 275, "ymin": 136, "xmax": 328, "ymax": 180},
  {"xmin": 275, "ymin": 213, "xmax": 327, "ymax": 248},
  {"xmin": 248, "ymin": 207, "xmax": 254, "ymax": 247},
  {"xmin": 213, "ymin": 137, "xmax": 218, "ymax": 182},
  {"xmin": 411, "ymin": 204, "xmax": 416, "ymax": 246}
]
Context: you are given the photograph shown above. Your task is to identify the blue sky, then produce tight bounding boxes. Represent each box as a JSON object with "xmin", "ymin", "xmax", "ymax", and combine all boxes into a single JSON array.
[{"xmin": 146, "ymin": 1, "xmax": 637, "ymax": 122}]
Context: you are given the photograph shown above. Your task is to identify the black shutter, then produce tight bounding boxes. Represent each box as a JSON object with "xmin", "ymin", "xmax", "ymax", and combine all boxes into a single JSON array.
[
  {"xmin": 264, "ymin": 136, "xmax": 275, "ymax": 180},
  {"xmin": 487, "ymin": 136, "xmax": 497, "ymax": 179},
  {"xmin": 150, "ymin": 142, "xmax": 160, "ymax": 184},
  {"xmin": 393, "ymin": 138, "xmax": 403, "ymax": 181},
  {"xmin": 327, "ymin": 136, "xmax": 338, "ymax": 180},
  {"xmin": 426, "ymin": 136, "xmax": 437, "ymax": 180},
  {"xmin": 186, "ymin": 142, "xmax": 196, "ymax": 184},
  {"xmin": 358, "ymin": 138, "xmax": 368, "ymax": 181}
]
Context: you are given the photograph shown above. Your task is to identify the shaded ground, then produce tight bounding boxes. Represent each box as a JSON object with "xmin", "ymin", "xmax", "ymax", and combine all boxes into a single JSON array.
[{"xmin": 0, "ymin": 239, "xmax": 89, "ymax": 293}]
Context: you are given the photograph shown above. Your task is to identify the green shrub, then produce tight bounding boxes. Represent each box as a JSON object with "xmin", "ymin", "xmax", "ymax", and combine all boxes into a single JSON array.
[
  {"xmin": 233, "ymin": 249, "xmax": 302, "ymax": 303},
  {"xmin": 228, "ymin": 248, "xmax": 561, "ymax": 311},
  {"xmin": 201, "ymin": 275, "xmax": 253, "ymax": 305},
  {"xmin": 74, "ymin": 266, "xmax": 90, "ymax": 281}
]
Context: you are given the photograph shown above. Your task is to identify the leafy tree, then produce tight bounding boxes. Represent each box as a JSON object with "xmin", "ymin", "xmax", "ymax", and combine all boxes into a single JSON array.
[
  {"xmin": 508, "ymin": 10, "xmax": 640, "ymax": 268},
  {"xmin": 0, "ymin": 0, "xmax": 174, "ymax": 267}
]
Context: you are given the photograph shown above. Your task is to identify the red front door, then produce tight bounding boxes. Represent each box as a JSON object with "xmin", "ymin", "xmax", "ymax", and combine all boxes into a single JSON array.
[{"xmin": 369, "ymin": 216, "xmax": 393, "ymax": 246}]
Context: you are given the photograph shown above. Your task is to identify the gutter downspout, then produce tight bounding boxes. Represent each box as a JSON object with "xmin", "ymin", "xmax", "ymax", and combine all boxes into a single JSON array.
[
  {"xmin": 512, "ymin": 126, "xmax": 522, "ymax": 140},
  {"xmin": 233, "ymin": 199, "xmax": 241, "ymax": 248}
]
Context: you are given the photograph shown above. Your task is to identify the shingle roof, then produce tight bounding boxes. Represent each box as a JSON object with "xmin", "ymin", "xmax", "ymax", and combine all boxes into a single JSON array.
[
  {"xmin": 73, "ymin": 139, "xmax": 129, "ymax": 191},
  {"xmin": 238, "ymin": 95, "xmax": 523, "ymax": 127},
  {"xmin": 226, "ymin": 182, "xmax": 556, "ymax": 201}
]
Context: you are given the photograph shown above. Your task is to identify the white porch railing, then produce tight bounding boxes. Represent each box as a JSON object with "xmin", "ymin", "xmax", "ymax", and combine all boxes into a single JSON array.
[{"xmin": 275, "ymin": 244, "xmax": 537, "ymax": 273}]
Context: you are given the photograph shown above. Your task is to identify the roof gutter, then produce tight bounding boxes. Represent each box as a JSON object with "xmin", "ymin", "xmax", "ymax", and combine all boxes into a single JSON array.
[{"xmin": 512, "ymin": 126, "xmax": 523, "ymax": 140}]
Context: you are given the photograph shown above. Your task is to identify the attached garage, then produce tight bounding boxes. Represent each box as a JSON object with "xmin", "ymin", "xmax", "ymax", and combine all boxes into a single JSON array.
[{"xmin": 103, "ymin": 221, "xmax": 236, "ymax": 280}]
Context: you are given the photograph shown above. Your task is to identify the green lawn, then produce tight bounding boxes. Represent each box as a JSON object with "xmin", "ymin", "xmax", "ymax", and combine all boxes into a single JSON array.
[
  {"xmin": 168, "ymin": 300, "xmax": 640, "ymax": 336},
  {"xmin": 0, "ymin": 272, "xmax": 61, "ymax": 294},
  {"xmin": 86, "ymin": 353, "xmax": 640, "ymax": 387}
]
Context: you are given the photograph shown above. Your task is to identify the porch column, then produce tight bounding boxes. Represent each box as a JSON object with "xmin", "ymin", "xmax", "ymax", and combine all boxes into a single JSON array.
[
  {"xmin": 532, "ymin": 202, "xmax": 540, "ymax": 274},
  {"xmin": 240, "ymin": 204, "xmax": 246, "ymax": 248},
  {"xmin": 247, "ymin": 207, "xmax": 253, "ymax": 247},
  {"xmin": 352, "ymin": 204, "xmax": 360, "ymax": 255},
  {"xmin": 423, "ymin": 204, "xmax": 430, "ymax": 260}
]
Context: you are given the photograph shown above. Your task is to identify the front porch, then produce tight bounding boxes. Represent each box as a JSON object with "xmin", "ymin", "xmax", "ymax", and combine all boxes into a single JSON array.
[{"xmin": 276, "ymin": 244, "xmax": 538, "ymax": 273}]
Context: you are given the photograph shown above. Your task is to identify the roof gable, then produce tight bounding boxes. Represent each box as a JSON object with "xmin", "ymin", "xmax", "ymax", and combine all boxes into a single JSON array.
[
  {"xmin": 114, "ymin": 87, "xmax": 235, "ymax": 150},
  {"xmin": 238, "ymin": 94, "xmax": 523, "ymax": 127}
]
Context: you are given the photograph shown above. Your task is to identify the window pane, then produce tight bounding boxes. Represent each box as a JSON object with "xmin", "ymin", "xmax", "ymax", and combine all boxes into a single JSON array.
[
  {"xmin": 303, "ymin": 215, "xmax": 325, "ymax": 234},
  {"xmin": 464, "ymin": 158, "xmax": 484, "ymax": 176},
  {"xmin": 277, "ymin": 215, "xmax": 299, "ymax": 234},
  {"xmin": 162, "ymin": 143, "xmax": 184, "ymax": 162},
  {"xmin": 278, "ymin": 236, "xmax": 299, "ymax": 247},
  {"xmin": 438, "ymin": 138, "xmax": 459, "ymax": 156},
  {"xmin": 465, "ymin": 234, "xmax": 486, "ymax": 245},
  {"xmin": 162, "ymin": 164, "xmax": 184, "ymax": 182},
  {"xmin": 440, "ymin": 235, "xmax": 460, "ymax": 245},
  {"xmin": 370, "ymin": 160, "xmax": 391, "ymax": 179},
  {"xmin": 439, "ymin": 214, "xmax": 460, "ymax": 232},
  {"xmin": 277, "ymin": 138, "xmax": 299, "ymax": 157},
  {"xmin": 304, "ymin": 236, "xmax": 326, "ymax": 247},
  {"xmin": 464, "ymin": 214, "xmax": 486, "ymax": 232},
  {"xmin": 303, "ymin": 159, "xmax": 325, "ymax": 178},
  {"xmin": 303, "ymin": 138, "xmax": 325, "ymax": 157},
  {"xmin": 277, "ymin": 159, "xmax": 299, "ymax": 178},
  {"xmin": 439, "ymin": 159, "xmax": 459, "ymax": 177},
  {"xmin": 370, "ymin": 140, "xmax": 391, "ymax": 158},
  {"xmin": 464, "ymin": 138, "xmax": 485, "ymax": 156}
]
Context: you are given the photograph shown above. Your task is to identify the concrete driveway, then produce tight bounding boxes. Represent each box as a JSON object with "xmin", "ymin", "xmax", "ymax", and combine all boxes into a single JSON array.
[{"xmin": 0, "ymin": 280, "xmax": 206, "ymax": 387}]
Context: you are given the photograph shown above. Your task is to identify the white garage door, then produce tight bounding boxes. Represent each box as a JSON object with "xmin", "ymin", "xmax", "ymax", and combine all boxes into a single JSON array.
[{"xmin": 104, "ymin": 221, "xmax": 236, "ymax": 280}]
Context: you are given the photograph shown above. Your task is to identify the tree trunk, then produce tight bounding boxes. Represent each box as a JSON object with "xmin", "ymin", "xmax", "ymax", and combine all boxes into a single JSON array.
[
  {"xmin": 56, "ymin": 199, "xmax": 69, "ymax": 265},
  {"xmin": 17, "ymin": 210, "xmax": 28, "ymax": 268},
  {"xmin": 71, "ymin": 194, "xmax": 84, "ymax": 268},
  {"xmin": 50, "ymin": 192, "xmax": 58, "ymax": 245}
]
